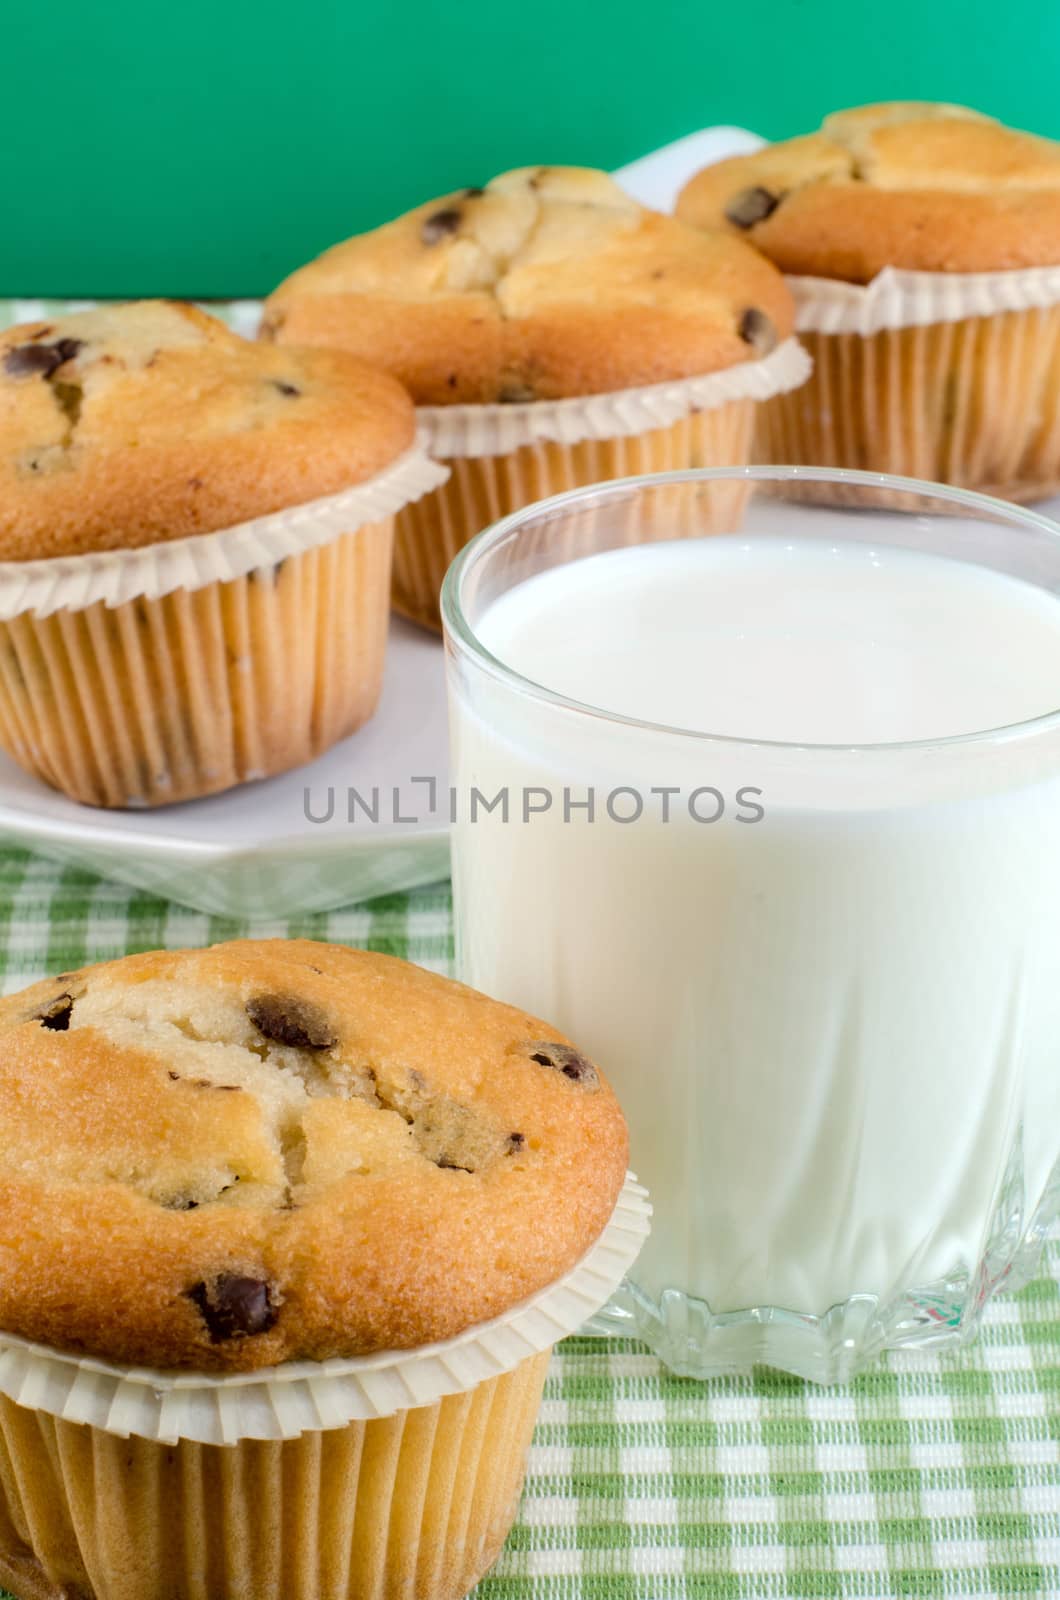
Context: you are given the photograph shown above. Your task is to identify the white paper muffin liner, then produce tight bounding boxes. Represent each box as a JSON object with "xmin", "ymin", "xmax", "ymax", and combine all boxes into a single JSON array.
[
  {"xmin": 417, "ymin": 339, "xmax": 810, "ymax": 456},
  {"xmin": 790, "ymin": 263, "xmax": 1060, "ymax": 336},
  {"xmin": 0, "ymin": 440, "xmax": 448, "ymax": 621},
  {"xmin": 0, "ymin": 1172, "xmax": 649, "ymax": 1446}
]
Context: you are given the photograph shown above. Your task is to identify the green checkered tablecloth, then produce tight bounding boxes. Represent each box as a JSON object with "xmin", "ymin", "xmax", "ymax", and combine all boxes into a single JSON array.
[{"xmin": 0, "ymin": 849, "xmax": 1055, "ymax": 1600}]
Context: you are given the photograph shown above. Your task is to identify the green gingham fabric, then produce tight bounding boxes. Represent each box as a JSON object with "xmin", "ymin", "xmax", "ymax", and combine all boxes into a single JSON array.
[
  {"xmin": 0, "ymin": 850, "xmax": 1055, "ymax": 1600},
  {"xmin": 0, "ymin": 297, "xmax": 1058, "ymax": 1596}
]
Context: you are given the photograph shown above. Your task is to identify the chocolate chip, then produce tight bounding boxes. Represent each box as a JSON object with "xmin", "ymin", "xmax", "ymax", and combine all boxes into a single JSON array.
[
  {"xmin": 724, "ymin": 186, "xmax": 781, "ymax": 229},
  {"xmin": 272, "ymin": 380, "xmax": 301, "ymax": 396},
  {"xmin": 498, "ymin": 380, "xmax": 538, "ymax": 403},
  {"xmin": 524, "ymin": 1041, "xmax": 599, "ymax": 1087},
  {"xmin": 421, "ymin": 207, "xmax": 463, "ymax": 245},
  {"xmin": 51, "ymin": 378, "xmax": 82, "ymax": 428},
  {"xmin": 464, "ymin": 186, "xmax": 485, "ymax": 198},
  {"xmin": 246, "ymin": 993, "xmax": 336, "ymax": 1050},
  {"xmin": 446, "ymin": 373, "xmax": 458, "ymax": 389},
  {"xmin": 506, "ymin": 1132, "xmax": 526, "ymax": 1153},
  {"xmin": 186, "ymin": 1274, "xmax": 277, "ymax": 1341},
  {"xmin": 412, "ymin": 1097, "xmax": 495, "ymax": 1171},
  {"xmin": 36, "ymin": 993, "xmax": 73, "ymax": 1031},
  {"xmin": 6, "ymin": 346, "xmax": 61, "ymax": 377},
  {"xmin": 167, "ymin": 1070, "xmax": 240, "ymax": 1089},
  {"xmin": 3, "ymin": 338, "xmax": 83, "ymax": 379},
  {"xmin": 162, "ymin": 1196, "xmax": 199, "ymax": 1211},
  {"xmin": 738, "ymin": 307, "xmax": 778, "ymax": 355}
]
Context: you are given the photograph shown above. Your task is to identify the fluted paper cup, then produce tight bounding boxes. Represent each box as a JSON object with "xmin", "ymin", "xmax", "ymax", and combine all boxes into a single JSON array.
[
  {"xmin": 758, "ymin": 266, "xmax": 1060, "ymax": 503},
  {"xmin": 0, "ymin": 444, "xmax": 448, "ymax": 808},
  {"xmin": 0, "ymin": 1173, "xmax": 648, "ymax": 1600},
  {"xmin": 395, "ymin": 339, "xmax": 811, "ymax": 630}
]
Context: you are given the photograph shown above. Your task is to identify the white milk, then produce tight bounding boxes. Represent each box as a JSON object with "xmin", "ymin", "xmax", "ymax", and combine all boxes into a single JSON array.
[{"xmin": 449, "ymin": 536, "xmax": 1060, "ymax": 1316}]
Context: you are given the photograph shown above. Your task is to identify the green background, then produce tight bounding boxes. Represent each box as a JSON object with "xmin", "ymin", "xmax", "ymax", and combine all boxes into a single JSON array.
[{"xmin": 4, "ymin": 0, "xmax": 1060, "ymax": 298}]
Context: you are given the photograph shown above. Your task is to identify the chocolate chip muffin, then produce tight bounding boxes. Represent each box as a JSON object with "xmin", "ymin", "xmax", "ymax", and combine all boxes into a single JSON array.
[
  {"xmin": 0, "ymin": 302, "xmax": 443, "ymax": 806},
  {"xmin": 677, "ymin": 103, "xmax": 1060, "ymax": 500},
  {"xmin": 263, "ymin": 166, "xmax": 807, "ymax": 627},
  {"xmin": 0, "ymin": 938, "xmax": 628, "ymax": 1372},
  {"xmin": 263, "ymin": 165, "xmax": 794, "ymax": 404},
  {"xmin": 0, "ymin": 300, "xmax": 414, "ymax": 559},
  {"xmin": 677, "ymin": 102, "xmax": 1060, "ymax": 281},
  {"xmin": 0, "ymin": 940, "xmax": 636, "ymax": 1600}
]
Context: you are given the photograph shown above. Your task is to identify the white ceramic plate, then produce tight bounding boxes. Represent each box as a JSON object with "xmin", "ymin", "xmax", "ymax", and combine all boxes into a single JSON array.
[
  {"xmin": 611, "ymin": 124, "xmax": 765, "ymax": 209},
  {"xmin": 0, "ymin": 619, "xmax": 451, "ymax": 915}
]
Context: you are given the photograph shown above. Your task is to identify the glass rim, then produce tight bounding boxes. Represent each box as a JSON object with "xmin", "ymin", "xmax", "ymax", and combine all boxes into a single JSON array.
[{"xmin": 439, "ymin": 464, "xmax": 1060, "ymax": 754}]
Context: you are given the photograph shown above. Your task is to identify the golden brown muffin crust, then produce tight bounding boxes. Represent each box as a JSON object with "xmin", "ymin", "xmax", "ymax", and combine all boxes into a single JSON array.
[
  {"xmin": 0, "ymin": 940, "xmax": 628, "ymax": 1372},
  {"xmin": 262, "ymin": 166, "xmax": 795, "ymax": 403},
  {"xmin": 0, "ymin": 301, "xmax": 416, "ymax": 561},
  {"xmin": 676, "ymin": 102, "xmax": 1060, "ymax": 281}
]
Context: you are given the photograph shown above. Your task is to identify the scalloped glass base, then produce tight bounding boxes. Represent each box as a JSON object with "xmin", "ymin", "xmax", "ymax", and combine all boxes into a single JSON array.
[{"xmin": 588, "ymin": 1148, "xmax": 1060, "ymax": 1383}]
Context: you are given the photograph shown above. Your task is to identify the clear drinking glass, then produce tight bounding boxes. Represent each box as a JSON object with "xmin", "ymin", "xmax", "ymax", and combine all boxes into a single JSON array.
[{"xmin": 441, "ymin": 467, "xmax": 1060, "ymax": 1383}]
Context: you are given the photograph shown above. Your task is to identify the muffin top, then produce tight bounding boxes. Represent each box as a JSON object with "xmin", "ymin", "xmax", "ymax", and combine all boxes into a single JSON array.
[
  {"xmin": 262, "ymin": 165, "xmax": 795, "ymax": 404},
  {"xmin": 676, "ymin": 102, "xmax": 1060, "ymax": 282},
  {"xmin": 0, "ymin": 301, "xmax": 415, "ymax": 561},
  {"xmin": 0, "ymin": 939, "xmax": 628, "ymax": 1372}
]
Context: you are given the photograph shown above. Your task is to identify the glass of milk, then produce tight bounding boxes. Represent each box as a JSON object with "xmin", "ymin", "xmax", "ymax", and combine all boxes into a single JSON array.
[{"xmin": 441, "ymin": 467, "xmax": 1060, "ymax": 1382}]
